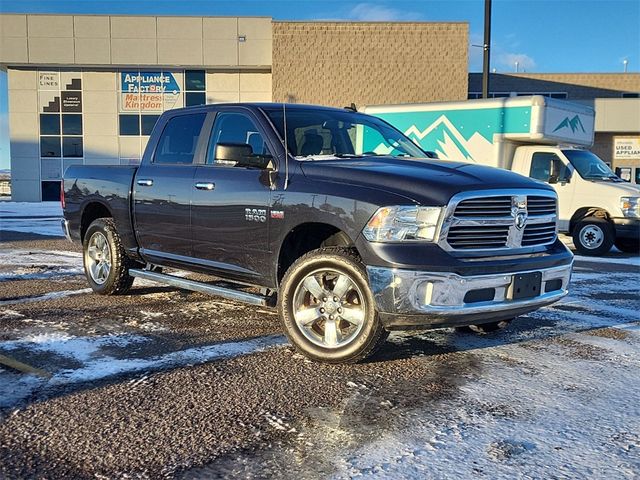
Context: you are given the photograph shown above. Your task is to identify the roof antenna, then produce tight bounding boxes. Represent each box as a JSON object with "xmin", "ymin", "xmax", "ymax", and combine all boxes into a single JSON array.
[{"xmin": 283, "ymin": 101, "xmax": 289, "ymax": 190}]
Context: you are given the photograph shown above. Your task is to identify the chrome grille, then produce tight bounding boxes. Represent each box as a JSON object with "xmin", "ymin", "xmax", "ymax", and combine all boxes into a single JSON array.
[
  {"xmin": 522, "ymin": 222, "xmax": 556, "ymax": 246},
  {"xmin": 527, "ymin": 196, "xmax": 557, "ymax": 216},
  {"xmin": 447, "ymin": 225, "xmax": 510, "ymax": 249},
  {"xmin": 454, "ymin": 196, "xmax": 512, "ymax": 217},
  {"xmin": 441, "ymin": 191, "xmax": 558, "ymax": 252}
]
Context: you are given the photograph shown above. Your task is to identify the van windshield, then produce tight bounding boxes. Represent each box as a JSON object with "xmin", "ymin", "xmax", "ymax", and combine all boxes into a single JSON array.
[
  {"xmin": 262, "ymin": 107, "xmax": 426, "ymax": 159},
  {"xmin": 563, "ymin": 149, "xmax": 621, "ymax": 181}
]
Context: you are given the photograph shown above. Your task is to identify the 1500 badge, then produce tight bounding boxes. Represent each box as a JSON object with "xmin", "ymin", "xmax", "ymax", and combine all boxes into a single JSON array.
[
  {"xmin": 245, "ymin": 208, "xmax": 267, "ymax": 223},
  {"xmin": 244, "ymin": 209, "xmax": 285, "ymax": 222}
]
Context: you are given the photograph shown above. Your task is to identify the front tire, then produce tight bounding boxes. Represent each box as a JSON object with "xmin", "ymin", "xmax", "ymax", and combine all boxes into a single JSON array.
[
  {"xmin": 278, "ymin": 247, "xmax": 387, "ymax": 363},
  {"xmin": 83, "ymin": 218, "xmax": 136, "ymax": 295},
  {"xmin": 572, "ymin": 217, "xmax": 614, "ymax": 256}
]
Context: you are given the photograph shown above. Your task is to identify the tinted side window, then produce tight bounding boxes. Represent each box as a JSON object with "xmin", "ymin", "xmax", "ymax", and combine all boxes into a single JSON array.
[
  {"xmin": 207, "ymin": 112, "xmax": 271, "ymax": 165},
  {"xmin": 154, "ymin": 113, "xmax": 206, "ymax": 165}
]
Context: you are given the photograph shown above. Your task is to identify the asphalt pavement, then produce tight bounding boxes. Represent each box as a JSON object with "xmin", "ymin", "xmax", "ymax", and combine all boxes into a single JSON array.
[{"xmin": 0, "ymin": 231, "xmax": 639, "ymax": 479}]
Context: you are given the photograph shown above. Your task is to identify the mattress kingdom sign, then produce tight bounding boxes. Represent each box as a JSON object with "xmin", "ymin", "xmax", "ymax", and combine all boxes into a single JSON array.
[{"xmin": 120, "ymin": 71, "xmax": 181, "ymax": 112}]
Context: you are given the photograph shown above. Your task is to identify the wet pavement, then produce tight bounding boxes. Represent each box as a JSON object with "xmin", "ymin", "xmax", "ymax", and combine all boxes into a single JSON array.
[{"xmin": 0, "ymin": 232, "xmax": 639, "ymax": 479}]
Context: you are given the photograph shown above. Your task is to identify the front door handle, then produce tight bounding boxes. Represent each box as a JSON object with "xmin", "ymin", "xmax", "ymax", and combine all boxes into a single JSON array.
[
  {"xmin": 195, "ymin": 182, "xmax": 215, "ymax": 191},
  {"xmin": 137, "ymin": 179, "xmax": 153, "ymax": 187}
]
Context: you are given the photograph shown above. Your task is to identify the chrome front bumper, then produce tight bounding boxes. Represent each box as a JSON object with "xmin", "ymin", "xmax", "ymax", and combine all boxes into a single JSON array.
[
  {"xmin": 367, "ymin": 262, "xmax": 572, "ymax": 329},
  {"xmin": 61, "ymin": 219, "xmax": 72, "ymax": 242}
]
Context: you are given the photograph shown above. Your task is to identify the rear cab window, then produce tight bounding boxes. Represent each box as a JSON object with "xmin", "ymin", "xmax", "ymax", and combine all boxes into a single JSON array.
[{"xmin": 153, "ymin": 113, "xmax": 206, "ymax": 165}]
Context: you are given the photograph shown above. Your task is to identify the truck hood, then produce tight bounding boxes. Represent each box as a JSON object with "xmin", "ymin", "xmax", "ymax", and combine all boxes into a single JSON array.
[{"xmin": 299, "ymin": 157, "xmax": 552, "ymax": 205}]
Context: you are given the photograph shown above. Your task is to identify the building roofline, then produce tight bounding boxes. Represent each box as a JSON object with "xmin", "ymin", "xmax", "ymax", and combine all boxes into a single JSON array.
[
  {"xmin": 0, "ymin": 13, "xmax": 273, "ymax": 19},
  {"xmin": 469, "ymin": 72, "xmax": 640, "ymax": 76},
  {"xmin": 272, "ymin": 20, "xmax": 468, "ymax": 25}
]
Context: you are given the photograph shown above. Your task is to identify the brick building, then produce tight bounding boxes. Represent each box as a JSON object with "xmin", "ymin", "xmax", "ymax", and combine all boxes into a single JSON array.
[
  {"xmin": 0, "ymin": 14, "xmax": 469, "ymax": 201},
  {"xmin": 1, "ymin": 13, "xmax": 638, "ymax": 201}
]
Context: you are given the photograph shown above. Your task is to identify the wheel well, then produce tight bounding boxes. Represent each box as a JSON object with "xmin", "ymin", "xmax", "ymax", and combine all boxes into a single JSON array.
[
  {"xmin": 569, "ymin": 207, "xmax": 611, "ymax": 234},
  {"xmin": 277, "ymin": 223, "xmax": 355, "ymax": 283},
  {"xmin": 80, "ymin": 202, "xmax": 112, "ymax": 241}
]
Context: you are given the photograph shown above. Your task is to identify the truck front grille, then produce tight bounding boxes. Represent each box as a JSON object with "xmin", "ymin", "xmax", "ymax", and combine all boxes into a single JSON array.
[
  {"xmin": 522, "ymin": 222, "xmax": 557, "ymax": 246},
  {"xmin": 527, "ymin": 196, "xmax": 557, "ymax": 216},
  {"xmin": 441, "ymin": 191, "xmax": 558, "ymax": 253},
  {"xmin": 454, "ymin": 196, "xmax": 512, "ymax": 217},
  {"xmin": 447, "ymin": 225, "xmax": 510, "ymax": 249}
]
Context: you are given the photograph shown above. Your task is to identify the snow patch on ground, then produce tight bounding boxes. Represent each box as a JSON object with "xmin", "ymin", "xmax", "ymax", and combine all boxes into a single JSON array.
[
  {"xmin": 0, "ymin": 202, "xmax": 64, "ymax": 236},
  {"xmin": 574, "ymin": 254, "xmax": 640, "ymax": 267},
  {"xmin": 0, "ymin": 202, "xmax": 62, "ymax": 218},
  {"xmin": 0, "ymin": 288, "xmax": 92, "ymax": 305},
  {"xmin": 2, "ymin": 332, "xmax": 148, "ymax": 363},
  {"xmin": 331, "ymin": 324, "xmax": 640, "ymax": 479},
  {"xmin": 49, "ymin": 334, "xmax": 287, "ymax": 385}
]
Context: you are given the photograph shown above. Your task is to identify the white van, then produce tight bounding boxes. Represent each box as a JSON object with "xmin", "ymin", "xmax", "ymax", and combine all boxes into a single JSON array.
[{"xmin": 364, "ymin": 96, "xmax": 640, "ymax": 255}]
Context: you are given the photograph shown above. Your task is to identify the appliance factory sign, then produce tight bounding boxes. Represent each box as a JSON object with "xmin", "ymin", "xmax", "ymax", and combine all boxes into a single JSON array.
[{"xmin": 120, "ymin": 71, "xmax": 181, "ymax": 112}]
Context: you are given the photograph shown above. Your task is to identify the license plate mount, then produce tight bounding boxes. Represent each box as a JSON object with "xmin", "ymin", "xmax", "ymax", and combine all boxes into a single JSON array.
[{"xmin": 509, "ymin": 272, "xmax": 542, "ymax": 300}]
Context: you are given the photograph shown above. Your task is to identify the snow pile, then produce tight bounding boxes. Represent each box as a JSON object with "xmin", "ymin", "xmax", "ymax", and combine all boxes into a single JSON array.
[
  {"xmin": 2, "ymin": 332, "xmax": 148, "ymax": 363},
  {"xmin": 0, "ymin": 249, "xmax": 83, "ymax": 281}
]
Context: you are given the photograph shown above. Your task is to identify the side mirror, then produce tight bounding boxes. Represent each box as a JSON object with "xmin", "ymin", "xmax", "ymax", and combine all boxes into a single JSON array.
[
  {"xmin": 559, "ymin": 170, "xmax": 572, "ymax": 184},
  {"xmin": 215, "ymin": 143, "xmax": 273, "ymax": 169}
]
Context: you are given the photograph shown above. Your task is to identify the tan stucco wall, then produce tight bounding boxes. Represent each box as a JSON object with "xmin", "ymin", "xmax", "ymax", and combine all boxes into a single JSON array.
[
  {"xmin": 272, "ymin": 21, "xmax": 468, "ymax": 107},
  {"xmin": 0, "ymin": 14, "xmax": 272, "ymax": 68}
]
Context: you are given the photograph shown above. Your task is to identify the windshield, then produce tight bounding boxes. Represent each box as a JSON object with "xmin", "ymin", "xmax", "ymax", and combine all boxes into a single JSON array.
[
  {"xmin": 563, "ymin": 149, "xmax": 620, "ymax": 181},
  {"xmin": 263, "ymin": 107, "xmax": 426, "ymax": 159}
]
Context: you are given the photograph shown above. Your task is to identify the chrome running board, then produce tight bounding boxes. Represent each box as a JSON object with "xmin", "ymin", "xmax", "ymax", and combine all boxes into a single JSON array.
[{"xmin": 129, "ymin": 269, "xmax": 269, "ymax": 306}]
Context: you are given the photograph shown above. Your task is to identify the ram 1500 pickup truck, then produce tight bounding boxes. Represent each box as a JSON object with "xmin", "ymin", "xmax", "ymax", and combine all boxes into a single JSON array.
[{"xmin": 62, "ymin": 103, "xmax": 574, "ymax": 363}]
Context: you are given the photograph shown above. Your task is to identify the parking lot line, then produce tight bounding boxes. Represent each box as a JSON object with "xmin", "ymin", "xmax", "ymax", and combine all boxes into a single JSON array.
[{"xmin": 0, "ymin": 353, "xmax": 51, "ymax": 378}]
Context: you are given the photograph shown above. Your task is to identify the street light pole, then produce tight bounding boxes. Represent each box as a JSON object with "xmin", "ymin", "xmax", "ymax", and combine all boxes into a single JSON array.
[{"xmin": 482, "ymin": 0, "xmax": 492, "ymax": 98}]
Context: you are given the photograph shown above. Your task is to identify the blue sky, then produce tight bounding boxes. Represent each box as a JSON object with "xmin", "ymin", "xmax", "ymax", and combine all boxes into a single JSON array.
[{"xmin": 1, "ymin": 0, "xmax": 639, "ymax": 169}]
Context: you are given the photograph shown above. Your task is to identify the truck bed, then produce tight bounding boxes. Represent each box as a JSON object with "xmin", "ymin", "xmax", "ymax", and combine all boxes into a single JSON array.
[{"xmin": 63, "ymin": 165, "xmax": 139, "ymax": 252}]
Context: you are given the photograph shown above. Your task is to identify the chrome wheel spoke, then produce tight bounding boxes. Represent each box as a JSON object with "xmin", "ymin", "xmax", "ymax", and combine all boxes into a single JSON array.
[
  {"xmin": 87, "ymin": 246, "xmax": 99, "ymax": 261},
  {"xmin": 302, "ymin": 275, "xmax": 326, "ymax": 299},
  {"xmin": 332, "ymin": 274, "xmax": 352, "ymax": 300},
  {"xmin": 85, "ymin": 232, "xmax": 111, "ymax": 285},
  {"xmin": 295, "ymin": 307, "xmax": 322, "ymax": 326},
  {"xmin": 339, "ymin": 305, "xmax": 364, "ymax": 326},
  {"xmin": 292, "ymin": 267, "xmax": 367, "ymax": 350},
  {"xmin": 323, "ymin": 320, "xmax": 339, "ymax": 347}
]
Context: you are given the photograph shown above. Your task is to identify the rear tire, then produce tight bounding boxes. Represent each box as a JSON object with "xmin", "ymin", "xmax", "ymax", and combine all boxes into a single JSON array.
[
  {"xmin": 572, "ymin": 217, "xmax": 614, "ymax": 256},
  {"xmin": 614, "ymin": 238, "xmax": 640, "ymax": 254},
  {"xmin": 456, "ymin": 319, "xmax": 513, "ymax": 334},
  {"xmin": 83, "ymin": 218, "xmax": 136, "ymax": 295},
  {"xmin": 278, "ymin": 247, "xmax": 387, "ymax": 363}
]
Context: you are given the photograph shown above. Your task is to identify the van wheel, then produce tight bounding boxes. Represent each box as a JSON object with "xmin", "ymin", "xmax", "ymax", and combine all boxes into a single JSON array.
[
  {"xmin": 614, "ymin": 238, "xmax": 640, "ymax": 254},
  {"xmin": 83, "ymin": 218, "xmax": 136, "ymax": 295},
  {"xmin": 456, "ymin": 319, "xmax": 513, "ymax": 334},
  {"xmin": 278, "ymin": 247, "xmax": 387, "ymax": 363},
  {"xmin": 572, "ymin": 217, "xmax": 614, "ymax": 256}
]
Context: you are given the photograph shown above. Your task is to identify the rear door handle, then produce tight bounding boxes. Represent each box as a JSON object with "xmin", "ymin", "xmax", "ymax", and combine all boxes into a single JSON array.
[
  {"xmin": 195, "ymin": 182, "xmax": 215, "ymax": 191},
  {"xmin": 137, "ymin": 179, "xmax": 153, "ymax": 187}
]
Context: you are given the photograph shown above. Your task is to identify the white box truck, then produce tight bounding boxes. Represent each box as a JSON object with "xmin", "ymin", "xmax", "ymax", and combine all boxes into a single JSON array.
[{"xmin": 363, "ymin": 96, "xmax": 640, "ymax": 255}]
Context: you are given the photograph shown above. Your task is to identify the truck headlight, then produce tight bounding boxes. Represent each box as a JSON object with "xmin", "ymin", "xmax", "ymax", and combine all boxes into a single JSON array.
[
  {"xmin": 620, "ymin": 197, "xmax": 640, "ymax": 218},
  {"xmin": 362, "ymin": 206, "xmax": 443, "ymax": 242}
]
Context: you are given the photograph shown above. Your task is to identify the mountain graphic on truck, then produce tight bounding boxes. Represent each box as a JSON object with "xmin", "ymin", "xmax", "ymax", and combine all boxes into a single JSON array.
[
  {"xmin": 552, "ymin": 115, "xmax": 585, "ymax": 134},
  {"xmin": 402, "ymin": 115, "xmax": 493, "ymax": 163}
]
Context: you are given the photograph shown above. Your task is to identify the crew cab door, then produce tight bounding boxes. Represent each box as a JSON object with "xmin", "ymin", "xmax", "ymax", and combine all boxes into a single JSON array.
[
  {"xmin": 133, "ymin": 112, "xmax": 207, "ymax": 262},
  {"xmin": 527, "ymin": 149, "xmax": 576, "ymax": 231},
  {"xmin": 191, "ymin": 109, "xmax": 274, "ymax": 283}
]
